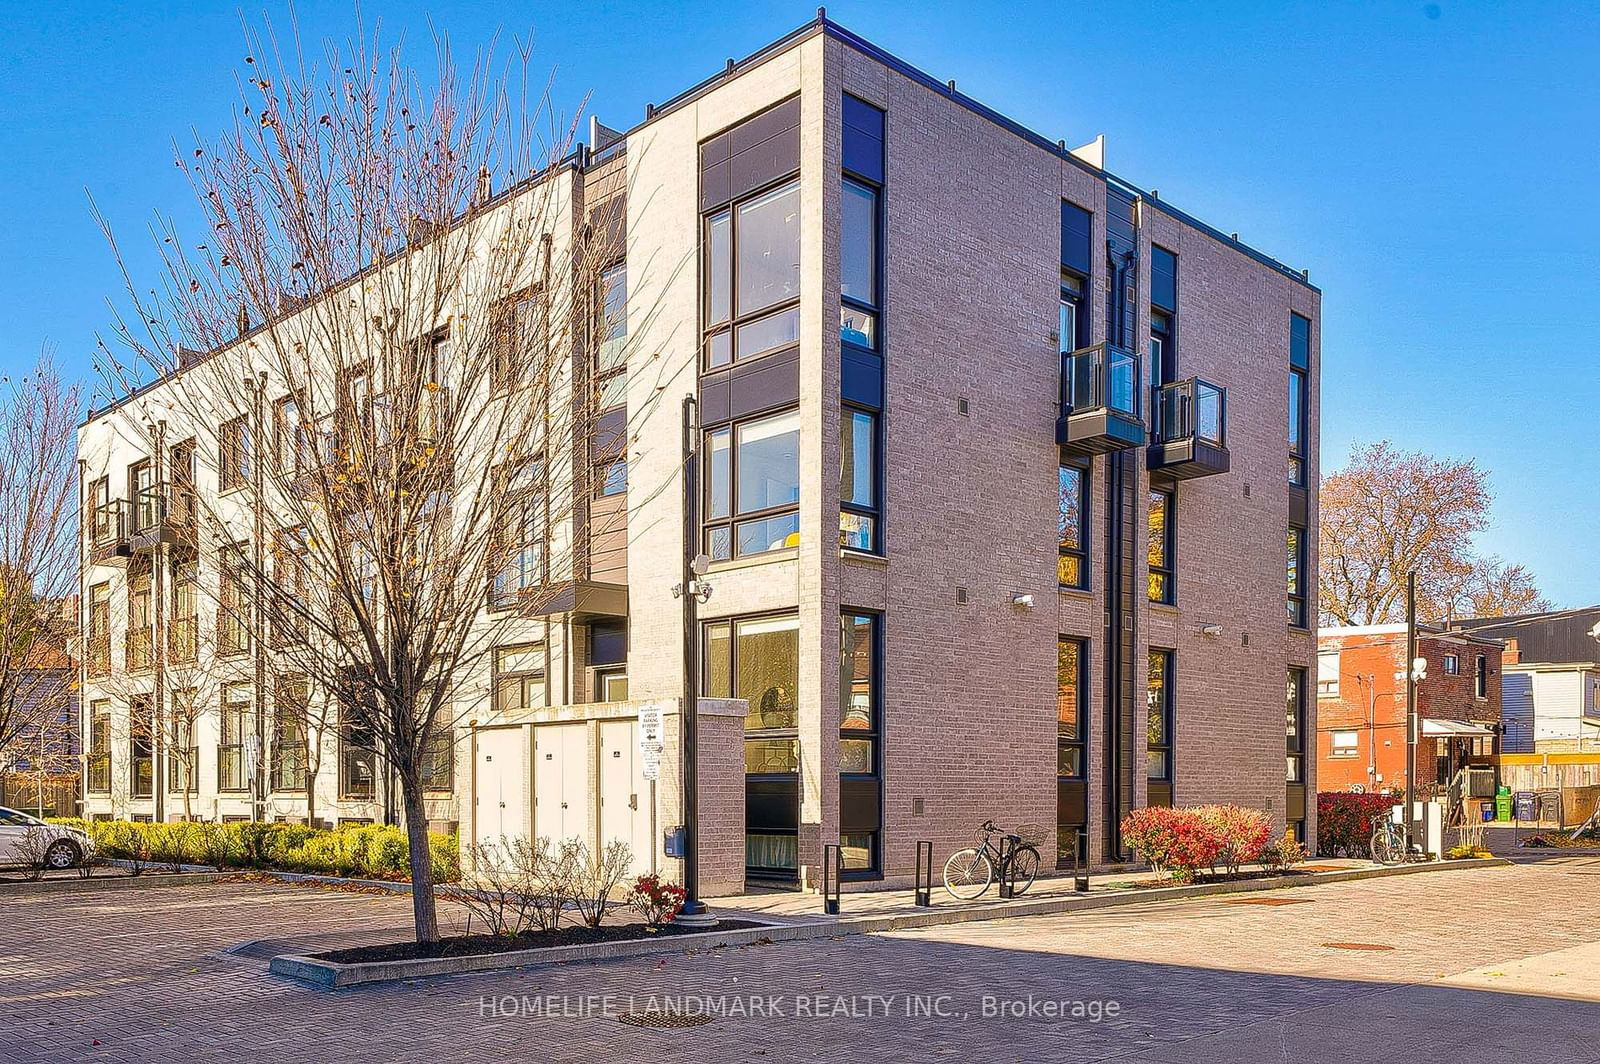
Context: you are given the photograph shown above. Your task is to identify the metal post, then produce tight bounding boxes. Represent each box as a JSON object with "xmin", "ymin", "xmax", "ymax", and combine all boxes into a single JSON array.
[
  {"xmin": 1074, "ymin": 829, "xmax": 1090, "ymax": 892},
  {"xmin": 1405, "ymin": 569, "xmax": 1417, "ymax": 858},
  {"xmin": 997, "ymin": 835, "xmax": 1014, "ymax": 899},
  {"xmin": 676, "ymin": 395, "xmax": 714, "ymax": 927},
  {"xmin": 914, "ymin": 840, "xmax": 933, "ymax": 906},
  {"xmin": 822, "ymin": 844, "xmax": 841, "ymax": 915}
]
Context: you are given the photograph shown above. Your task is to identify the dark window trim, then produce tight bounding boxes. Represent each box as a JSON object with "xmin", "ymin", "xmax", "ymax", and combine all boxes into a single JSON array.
[
  {"xmin": 703, "ymin": 407, "xmax": 801, "ymax": 562},
  {"xmin": 1287, "ymin": 666, "xmax": 1307, "ymax": 784},
  {"xmin": 701, "ymin": 174, "xmax": 803, "ymax": 373},
  {"xmin": 701, "ymin": 607, "xmax": 801, "ymax": 742},
  {"xmin": 1148, "ymin": 648, "xmax": 1175, "ymax": 784},
  {"xmin": 1059, "ymin": 270, "xmax": 1088, "ymax": 353},
  {"xmin": 840, "ymin": 174, "xmax": 881, "ymax": 354},
  {"xmin": 595, "ymin": 260, "xmax": 628, "ymax": 413},
  {"xmin": 1148, "ymin": 486, "xmax": 1176, "ymax": 606},
  {"xmin": 1287, "ymin": 525, "xmax": 1308, "ymax": 629},
  {"xmin": 1058, "ymin": 635, "xmax": 1088, "ymax": 781},
  {"xmin": 1475, "ymin": 654, "xmax": 1488, "ymax": 699},
  {"xmin": 1058, "ymin": 457, "xmax": 1090, "ymax": 591},
  {"xmin": 839, "ymin": 609, "xmax": 882, "ymax": 779},
  {"xmin": 839, "ymin": 404, "xmax": 882, "ymax": 556}
]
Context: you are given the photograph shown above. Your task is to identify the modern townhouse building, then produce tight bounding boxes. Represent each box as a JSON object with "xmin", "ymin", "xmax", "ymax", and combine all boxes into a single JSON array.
[
  {"xmin": 1455, "ymin": 607, "xmax": 1600, "ymax": 754},
  {"xmin": 78, "ymin": 16, "xmax": 1320, "ymax": 887}
]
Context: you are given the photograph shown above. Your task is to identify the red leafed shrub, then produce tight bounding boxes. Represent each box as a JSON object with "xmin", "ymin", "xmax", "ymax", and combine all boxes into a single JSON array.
[
  {"xmin": 1317, "ymin": 791, "xmax": 1399, "ymax": 858},
  {"xmin": 1197, "ymin": 805, "xmax": 1273, "ymax": 876},
  {"xmin": 1121, "ymin": 806, "xmax": 1184, "ymax": 871},
  {"xmin": 627, "ymin": 873, "xmax": 687, "ymax": 927}
]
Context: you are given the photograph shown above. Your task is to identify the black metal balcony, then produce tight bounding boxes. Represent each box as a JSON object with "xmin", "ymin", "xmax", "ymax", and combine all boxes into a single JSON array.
[
  {"xmin": 129, "ymin": 483, "xmax": 198, "ymax": 552},
  {"xmin": 1057, "ymin": 342, "xmax": 1146, "ymax": 455},
  {"xmin": 1148, "ymin": 378, "xmax": 1230, "ymax": 481},
  {"xmin": 87, "ymin": 499, "xmax": 131, "ymax": 565}
]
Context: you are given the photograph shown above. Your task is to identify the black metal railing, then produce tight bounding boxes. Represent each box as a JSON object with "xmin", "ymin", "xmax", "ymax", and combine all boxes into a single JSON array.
[
  {"xmin": 1062, "ymin": 342, "xmax": 1141, "ymax": 419},
  {"xmin": 89, "ymin": 499, "xmax": 129, "ymax": 547},
  {"xmin": 1153, "ymin": 377, "xmax": 1227, "ymax": 449}
]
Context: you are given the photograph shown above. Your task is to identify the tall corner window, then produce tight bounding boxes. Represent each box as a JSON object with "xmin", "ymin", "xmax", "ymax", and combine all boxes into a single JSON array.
[
  {"xmin": 1058, "ymin": 461, "xmax": 1088, "ymax": 590},
  {"xmin": 703, "ymin": 179, "xmax": 801, "ymax": 370},
  {"xmin": 1148, "ymin": 487, "xmax": 1175, "ymax": 604},
  {"xmin": 705, "ymin": 408, "xmax": 800, "ymax": 561},
  {"xmin": 596, "ymin": 262, "xmax": 627, "ymax": 410},
  {"xmin": 1287, "ymin": 525, "xmax": 1307, "ymax": 627},
  {"xmin": 839, "ymin": 407, "xmax": 879, "ymax": 552},
  {"xmin": 1058, "ymin": 637, "xmax": 1087, "ymax": 778},
  {"xmin": 87, "ymin": 701, "xmax": 111, "ymax": 794},
  {"xmin": 706, "ymin": 611, "xmax": 801, "ymax": 761},
  {"xmin": 840, "ymin": 177, "xmax": 879, "ymax": 349},
  {"xmin": 218, "ymin": 681, "xmax": 252, "ymax": 792},
  {"xmin": 1147, "ymin": 649, "xmax": 1175, "ymax": 782},
  {"xmin": 840, "ymin": 611, "xmax": 879, "ymax": 777},
  {"xmin": 1289, "ymin": 313, "xmax": 1310, "ymax": 486},
  {"xmin": 1286, "ymin": 667, "xmax": 1306, "ymax": 783},
  {"xmin": 1475, "ymin": 654, "xmax": 1488, "ymax": 699}
]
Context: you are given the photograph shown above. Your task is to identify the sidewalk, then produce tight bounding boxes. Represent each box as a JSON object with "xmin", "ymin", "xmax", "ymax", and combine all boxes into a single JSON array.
[{"xmin": 704, "ymin": 858, "xmax": 1376, "ymax": 925}]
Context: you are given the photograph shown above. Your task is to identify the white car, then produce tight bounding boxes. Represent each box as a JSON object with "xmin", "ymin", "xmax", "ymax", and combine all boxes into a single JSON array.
[{"xmin": 0, "ymin": 807, "xmax": 95, "ymax": 870}]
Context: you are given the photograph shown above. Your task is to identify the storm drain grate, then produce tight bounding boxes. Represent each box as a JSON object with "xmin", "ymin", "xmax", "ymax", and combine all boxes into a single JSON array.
[
  {"xmin": 618, "ymin": 1011, "xmax": 713, "ymax": 1030},
  {"xmin": 1323, "ymin": 942, "xmax": 1396, "ymax": 951},
  {"xmin": 1221, "ymin": 897, "xmax": 1310, "ymax": 906}
]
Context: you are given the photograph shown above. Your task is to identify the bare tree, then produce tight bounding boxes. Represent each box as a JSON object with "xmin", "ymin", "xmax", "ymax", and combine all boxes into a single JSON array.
[
  {"xmin": 92, "ymin": 24, "xmax": 677, "ymax": 942},
  {"xmin": 1319, "ymin": 441, "xmax": 1550, "ymax": 626},
  {"xmin": 0, "ymin": 357, "xmax": 80, "ymax": 777}
]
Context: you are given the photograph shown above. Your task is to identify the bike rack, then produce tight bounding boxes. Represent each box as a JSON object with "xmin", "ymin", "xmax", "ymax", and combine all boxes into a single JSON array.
[
  {"xmin": 914, "ymin": 840, "xmax": 933, "ymax": 907},
  {"xmin": 997, "ymin": 835, "xmax": 1016, "ymax": 899},
  {"xmin": 821, "ymin": 844, "xmax": 841, "ymax": 915}
]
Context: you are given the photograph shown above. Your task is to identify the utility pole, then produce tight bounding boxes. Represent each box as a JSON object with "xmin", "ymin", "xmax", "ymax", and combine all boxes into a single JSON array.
[
  {"xmin": 674, "ymin": 394, "xmax": 716, "ymax": 928},
  {"xmin": 1404, "ymin": 569, "xmax": 1418, "ymax": 856}
]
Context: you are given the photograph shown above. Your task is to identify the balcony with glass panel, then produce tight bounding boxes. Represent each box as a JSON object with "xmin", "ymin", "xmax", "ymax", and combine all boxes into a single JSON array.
[
  {"xmin": 1057, "ymin": 342, "xmax": 1146, "ymax": 455},
  {"xmin": 1148, "ymin": 377, "xmax": 1230, "ymax": 480}
]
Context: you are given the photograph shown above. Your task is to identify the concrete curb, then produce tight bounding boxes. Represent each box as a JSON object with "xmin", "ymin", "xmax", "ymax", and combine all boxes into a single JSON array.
[
  {"xmin": 0, "ymin": 870, "xmax": 228, "ymax": 895},
  {"xmin": 269, "ymin": 856, "xmax": 1508, "ymax": 989}
]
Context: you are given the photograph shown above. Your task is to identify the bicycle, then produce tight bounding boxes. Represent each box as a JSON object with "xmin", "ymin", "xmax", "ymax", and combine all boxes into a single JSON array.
[
  {"xmin": 943, "ymin": 820, "xmax": 1042, "ymax": 899},
  {"xmin": 1369, "ymin": 816, "xmax": 1424, "ymax": 866}
]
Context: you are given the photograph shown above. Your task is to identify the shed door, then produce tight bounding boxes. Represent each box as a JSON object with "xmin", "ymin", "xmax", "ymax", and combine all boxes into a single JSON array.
[
  {"xmin": 474, "ymin": 726, "xmax": 528, "ymax": 854},
  {"xmin": 599, "ymin": 719, "xmax": 653, "ymax": 877},
  {"xmin": 533, "ymin": 723, "xmax": 590, "ymax": 847}
]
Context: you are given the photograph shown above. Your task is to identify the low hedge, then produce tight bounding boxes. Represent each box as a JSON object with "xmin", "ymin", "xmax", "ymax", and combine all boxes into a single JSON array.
[
  {"xmin": 47, "ymin": 818, "xmax": 460, "ymax": 883},
  {"xmin": 1316, "ymin": 791, "xmax": 1400, "ymax": 858}
]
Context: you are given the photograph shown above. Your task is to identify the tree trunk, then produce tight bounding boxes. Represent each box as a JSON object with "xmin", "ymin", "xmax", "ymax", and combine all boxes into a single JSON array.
[
  {"xmin": 402, "ymin": 775, "xmax": 439, "ymax": 943},
  {"xmin": 304, "ymin": 735, "xmax": 317, "ymax": 830}
]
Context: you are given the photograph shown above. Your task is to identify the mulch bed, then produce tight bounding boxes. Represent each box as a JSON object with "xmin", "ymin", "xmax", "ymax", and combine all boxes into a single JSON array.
[{"xmin": 316, "ymin": 920, "xmax": 765, "ymax": 963}]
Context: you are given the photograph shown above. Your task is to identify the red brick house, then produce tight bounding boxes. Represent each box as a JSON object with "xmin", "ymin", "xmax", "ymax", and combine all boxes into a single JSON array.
[{"xmin": 1316, "ymin": 624, "xmax": 1502, "ymax": 796}]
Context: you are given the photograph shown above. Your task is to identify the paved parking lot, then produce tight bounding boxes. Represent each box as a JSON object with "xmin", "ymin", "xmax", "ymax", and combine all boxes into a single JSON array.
[{"xmin": 2, "ymin": 859, "xmax": 1598, "ymax": 1062}]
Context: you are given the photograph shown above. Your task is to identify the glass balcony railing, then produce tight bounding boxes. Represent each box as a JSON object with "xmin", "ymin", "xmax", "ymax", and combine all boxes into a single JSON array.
[
  {"xmin": 1063, "ymin": 343, "xmax": 1141, "ymax": 420},
  {"xmin": 1153, "ymin": 378, "xmax": 1227, "ymax": 449}
]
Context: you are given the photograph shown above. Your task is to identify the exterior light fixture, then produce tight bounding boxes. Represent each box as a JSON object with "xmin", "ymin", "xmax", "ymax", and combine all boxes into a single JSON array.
[{"xmin": 1011, "ymin": 593, "xmax": 1035, "ymax": 608}]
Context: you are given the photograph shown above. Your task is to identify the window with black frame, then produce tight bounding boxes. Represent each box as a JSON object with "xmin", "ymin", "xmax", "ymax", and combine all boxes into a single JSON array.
[
  {"xmin": 130, "ymin": 701, "xmax": 153, "ymax": 799},
  {"xmin": 1148, "ymin": 488, "xmax": 1176, "ymax": 605},
  {"xmin": 272, "ymin": 678, "xmax": 309, "ymax": 793},
  {"xmin": 1060, "ymin": 270, "xmax": 1087, "ymax": 354},
  {"xmin": 596, "ymin": 262, "xmax": 627, "ymax": 410},
  {"xmin": 169, "ymin": 688, "xmax": 198, "ymax": 795},
  {"xmin": 704, "ymin": 409, "xmax": 800, "ymax": 560},
  {"xmin": 840, "ymin": 611, "xmax": 880, "ymax": 873},
  {"xmin": 87, "ymin": 701, "xmax": 111, "ymax": 794},
  {"xmin": 1289, "ymin": 313, "xmax": 1310, "ymax": 486},
  {"xmin": 218, "ymin": 682, "xmax": 252, "ymax": 792},
  {"xmin": 1286, "ymin": 668, "xmax": 1306, "ymax": 784},
  {"xmin": 1287, "ymin": 525, "xmax": 1308, "ymax": 627},
  {"xmin": 1058, "ymin": 461, "xmax": 1089, "ymax": 589},
  {"xmin": 1058, "ymin": 638, "xmax": 1087, "ymax": 778},
  {"xmin": 1147, "ymin": 650, "xmax": 1175, "ymax": 785},
  {"xmin": 703, "ymin": 180, "xmax": 801, "ymax": 371},
  {"xmin": 839, "ymin": 407, "xmax": 879, "ymax": 552}
]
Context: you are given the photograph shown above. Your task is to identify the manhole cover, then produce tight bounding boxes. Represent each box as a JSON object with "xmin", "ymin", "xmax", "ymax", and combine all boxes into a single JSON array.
[
  {"xmin": 1323, "ymin": 942, "xmax": 1395, "ymax": 951},
  {"xmin": 1221, "ymin": 897, "xmax": 1309, "ymax": 906},
  {"xmin": 618, "ymin": 1011, "xmax": 713, "ymax": 1030}
]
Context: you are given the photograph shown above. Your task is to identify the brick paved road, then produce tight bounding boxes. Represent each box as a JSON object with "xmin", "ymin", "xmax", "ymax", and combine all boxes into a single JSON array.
[{"xmin": 2, "ymin": 860, "xmax": 1598, "ymax": 1062}]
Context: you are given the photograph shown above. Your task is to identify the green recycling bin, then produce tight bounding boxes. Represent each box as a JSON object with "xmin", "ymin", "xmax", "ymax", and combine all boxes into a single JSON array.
[{"xmin": 1495, "ymin": 794, "xmax": 1513, "ymax": 822}]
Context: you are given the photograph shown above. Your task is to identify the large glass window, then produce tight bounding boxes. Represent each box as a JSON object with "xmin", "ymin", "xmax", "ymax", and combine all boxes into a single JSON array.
[
  {"xmin": 219, "ymin": 682, "xmax": 252, "ymax": 792},
  {"xmin": 87, "ymin": 582, "xmax": 110, "ymax": 677},
  {"xmin": 171, "ymin": 559, "xmax": 198, "ymax": 664},
  {"xmin": 704, "ymin": 180, "xmax": 801, "ymax": 370},
  {"xmin": 704, "ymin": 612, "xmax": 800, "ymax": 744},
  {"xmin": 1147, "ymin": 650, "xmax": 1174, "ymax": 782},
  {"xmin": 1148, "ymin": 488, "xmax": 1175, "ymax": 604},
  {"xmin": 840, "ymin": 177, "xmax": 878, "ymax": 348},
  {"xmin": 87, "ymin": 701, "xmax": 111, "ymax": 794},
  {"xmin": 1058, "ymin": 463, "xmax": 1088, "ymax": 590},
  {"xmin": 422, "ymin": 720, "xmax": 454, "ymax": 792},
  {"xmin": 130, "ymin": 715, "xmax": 153, "ymax": 799},
  {"xmin": 127, "ymin": 568, "xmax": 153, "ymax": 672},
  {"xmin": 1058, "ymin": 638, "xmax": 1087, "ymax": 778},
  {"xmin": 1287, "ymin": 526, "xmax": 1307, "ymax": 627},
  {"xmin": 704, "ymin": 409, "xmax": 800, "ymax": 561},
  {"xmin": 338, "ymin": 682, "xmax": 378, "ymax": 799},
  {"xmin": 840, "ymin": 612, "xmax": 879, "ymax": 775},
  {"xmin": 839, "ymin": 408, "xmax": 879, "ymax": 552},
  {"xmin": 596, "ymin": 262, "xmax": 627, "ymax": 410},
  {"xmin": 219, "ymin": 415, "xmax": 250, "ymax": 491},
  {"xmin": 492, "ymin": 457, "xmax": 545, "ymax": 607},
  {"xmin": 219, "ymin": 546, "xmax": 251, "ymax": 656},
  {"xmin": 272, "ymin": 678, "xmax": 309, "ymax": 793},
  {"xmin": 493, "ymin": 643, "xmax": 547, "ymax": 713}
]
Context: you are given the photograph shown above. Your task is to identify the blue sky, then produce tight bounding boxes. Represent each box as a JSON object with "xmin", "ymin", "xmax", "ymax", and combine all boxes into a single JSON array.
[{"xmin": 3, "ymin": 1, "xmax": 1596, "ymax": 604}]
